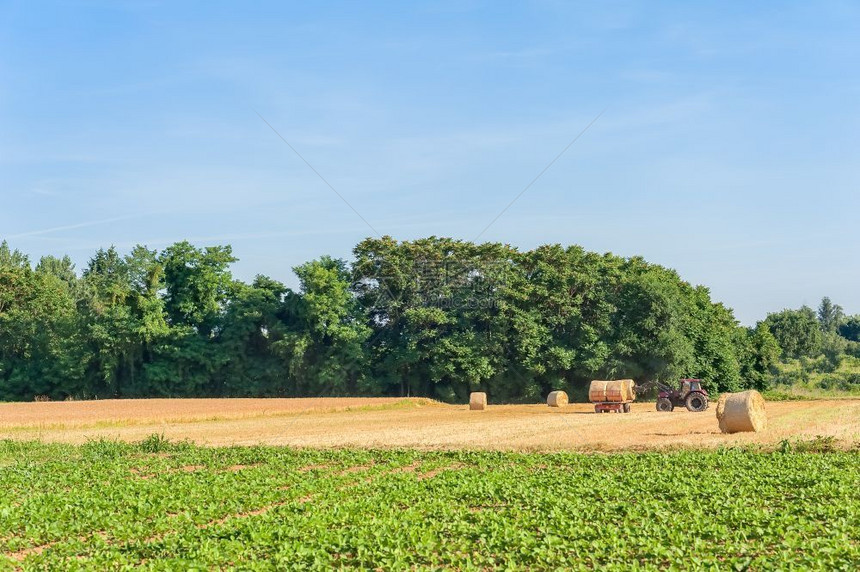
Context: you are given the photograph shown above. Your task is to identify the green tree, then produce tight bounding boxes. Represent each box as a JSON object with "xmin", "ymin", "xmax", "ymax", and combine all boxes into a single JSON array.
[
  {"xmin": 838, "ymin": 315, "xmax": 860, "ymax": 342},
  {"xmin": 276, "ymin": 257, "xmax": 371, "ymax": 396},
  {"xmin": 820, "ymin": 333, "xmax": 847, "ymax": 372},
  {"xmin": 138, "ymin": 242, "xmax": 237, "ymax": 396},
  {"xmin": 0, "ymin": 236, "xmax": 807, "ymax": 401},
  {"xmin": 500, "ymin": 245, "xmax": 614, "ymax": 400},
  {"xmin": 0, "ymin": 241, "xmax": 29, "ymax": 269},
  {"xmin": 735, "ymin": 322, "xmax": 781, "ymax": 390},
  {"xmin": 352, "ymin": 237, "xmax": 508, "ymax": 401},
  {"xmin": 764, "ymin": 307, "xmax": 822, "ymax": 359},
  {"xmin": 682, "ymin": 287, "xmax": 743, "ymax": 393},
  {"xmin": 35, "ymin": 255, "xmax": 77, "ymax": 289},
  {"xmin": 0, "ymin": 264, "xmax": 83, "ymax": 399},
  {"xmin": 817, "ymin": 296, "xmax": 844, "ymax": 333},
  {"xmin": 159, "ymin": 241, "xmax": 237, "ymax": 336},
  {"xmin": 606, "ymin": 261, "xmax": 696, "ymax": 384},
  {"xmin": 215, "ymin": 275, "xmax": 290, "ymax": 396},
  {"xmin": 79, "ymin": 245, "xmax": 171, "ymax": 397},
  {"xmin": 80, "ymin": 247, "xmax": 138, "ymax": 397}
]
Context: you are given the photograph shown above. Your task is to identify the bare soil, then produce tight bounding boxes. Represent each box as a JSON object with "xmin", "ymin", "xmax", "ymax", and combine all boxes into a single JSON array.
[{"xmin": 1, "ymin": 398, "xmax": 857, "ymax": 451}]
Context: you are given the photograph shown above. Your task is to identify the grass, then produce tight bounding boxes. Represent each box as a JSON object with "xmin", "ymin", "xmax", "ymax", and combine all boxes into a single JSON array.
[
  {"xmin": 761, "ymin": 355, "xmax": 860, "ymax": 400},
  {"xmin": 0, "ymin": 437, "xmax": 857, "ymax": 570}
]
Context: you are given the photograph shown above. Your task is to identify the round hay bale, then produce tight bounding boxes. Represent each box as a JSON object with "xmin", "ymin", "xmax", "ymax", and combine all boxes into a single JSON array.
[
  {"xmin": 547, "ymin": 390, "xmax": 568, "ymax": 407},
  {"xmin": 604, "ymin": 381, "xmax": 626, "ymax": 403},
  {"xmin": 588, "ymin": 380, "xmax": 609, "ymax": 402},
  {"xmin": 469, "ymin": 392, "xmax": 487, "ymax": 411},
  {"xmin": 715, "ymin": 390, "xmax": 767, "ymax": 433},
  {"xmin": 620, "ymin": 379, "xmax": 636, "ymax": 401}
]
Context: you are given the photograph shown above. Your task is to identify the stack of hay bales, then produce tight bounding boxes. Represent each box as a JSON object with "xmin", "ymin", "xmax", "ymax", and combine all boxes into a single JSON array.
[
  {"xmin": 469, "ymin": 392, "xmax": 487, "ymax": 411},
  {"xmin": 715, "ymin": 390, "xmax": 767, "ymax": 433},
  {"xmin": 589, "ymin": 379, "xmax": 635, "ymax": 402},
  {"xmin": 547, "ymin": 391, "xmax": 568, "ymax": 407}
]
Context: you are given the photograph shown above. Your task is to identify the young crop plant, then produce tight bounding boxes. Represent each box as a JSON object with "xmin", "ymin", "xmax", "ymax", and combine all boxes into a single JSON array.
[{"xmin": 0, "ymin": 438, "xmax": 857, "ymax": 569}]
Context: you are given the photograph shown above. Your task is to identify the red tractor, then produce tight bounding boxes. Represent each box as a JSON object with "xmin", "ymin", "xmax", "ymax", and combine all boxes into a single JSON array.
[{"xmin": 635, "ymin": 379, "xmax": 709, "ymax": 412}]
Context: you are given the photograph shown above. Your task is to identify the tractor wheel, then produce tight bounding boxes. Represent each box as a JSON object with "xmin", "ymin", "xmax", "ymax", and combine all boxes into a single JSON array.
[
  {"xmin": 623, "ymin": 403, "xmax": 631, "ymax": 414},
  {"xmin": 685, "ymin": 392, "xmax": 709, "ymax": 412},
  {"xmin": 656, "ymin": 398, "xmax": 674, "ymax": 412}
]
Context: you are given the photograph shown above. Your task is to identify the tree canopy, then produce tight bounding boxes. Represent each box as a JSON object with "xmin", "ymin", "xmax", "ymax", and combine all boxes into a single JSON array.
[{"xmin": 0, "ymin": 236, "xmax": 830, "ymax": 402}]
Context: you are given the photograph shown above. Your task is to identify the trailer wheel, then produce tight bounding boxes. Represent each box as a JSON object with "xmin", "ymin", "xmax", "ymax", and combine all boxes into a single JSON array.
[
  {"xmin": 623, "ymin": 403, "xmax": 631, "ymax": 414},
  {"xmin": 656, "ymin": 398, "xmax": 674, "ymax": 412}
]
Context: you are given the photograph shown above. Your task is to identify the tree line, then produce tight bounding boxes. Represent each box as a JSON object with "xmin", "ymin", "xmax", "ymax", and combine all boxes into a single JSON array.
[{"xmin": 0, "ymin": 237, "xmax": 848, "ymax": 402}]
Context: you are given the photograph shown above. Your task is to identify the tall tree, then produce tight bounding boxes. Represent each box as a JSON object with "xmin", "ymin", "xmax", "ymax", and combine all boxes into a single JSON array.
[
  {"xmin": 216, "ymin": 275, "xmax": 289, "ymax": 396},
  {"xmin": 159, "ymin": 241, "xmax": 237, "ymax": 336},
  {"xmin": 353, "ymin": 237, "xmax": 509, "ymax": 400},
  {"xmin": 0, "ymin": 241, "xmax": 30, "ymax": 269},
  {"xmin": 276, "ymin": 257, "xmax": 371, "ymax": 395},
  {"xmin": 35, "ymin": 255, "xmax": 77, "ymax": 288},
  {"xmin": 606, "ymin": 261, "xmax": 696, "ymax": 384},
  {"xmin": 817, "ymin": 296, "xmax": 844, "ymax": 333},
  {"xmin": 0, "ymin": 264, "xmax": 83, "ymax": 399},
  {"xmin": 80, "ymin": 247, "xmax": 137, "ymax": 396}
]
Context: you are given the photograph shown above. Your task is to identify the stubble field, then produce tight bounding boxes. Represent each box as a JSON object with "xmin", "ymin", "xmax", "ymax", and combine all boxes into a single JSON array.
[{"xmin": 1, "ymin": 397, "xmax": 858, "ymax": 451}]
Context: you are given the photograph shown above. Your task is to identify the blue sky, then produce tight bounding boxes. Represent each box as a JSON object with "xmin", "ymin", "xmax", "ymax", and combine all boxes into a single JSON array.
[{"xmin": 1, "ymin": 1, "xmax": 858, "ymax": 324}]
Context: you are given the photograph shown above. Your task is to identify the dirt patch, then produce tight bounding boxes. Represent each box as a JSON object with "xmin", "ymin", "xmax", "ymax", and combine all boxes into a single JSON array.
[
  {"xmin": 201, "ymin": 503, "xmax": 287, "ymax": 528},
  {"xmin": 390, "ymin": 461, "xmax": 422, "ymax": 474},
  {"xmin": 5, "ymin": 541, "xmax": 56, "ymax": 562},
  {"xmin": 339, "ymin": 464, "xmax": 374, "ymax": 475},
  {"xmin": 418, "ymin": 464, "xmax": 463, "ymax": 480},
  {"xmin": 223, "ymin": 464, "xmax": 257, "ymax": 472},
  {"xmin": 130, "ymin": 467, "xmax": 155, "ymax": 479},
  {"xmin": 297, "ymin": 463, "xmax": 330, "ymax": 473}
]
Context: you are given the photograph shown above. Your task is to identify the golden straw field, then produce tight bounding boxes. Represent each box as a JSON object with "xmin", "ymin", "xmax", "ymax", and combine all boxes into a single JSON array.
[{"xmin": 2, "ymin": 397, "xmax": 858, "ymax": 451}]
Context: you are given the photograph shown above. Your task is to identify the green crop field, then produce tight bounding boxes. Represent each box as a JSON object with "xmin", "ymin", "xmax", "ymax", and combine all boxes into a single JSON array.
[{"xmin": 1, "ymin": 437, "xmax": 857, "ymax": 570}]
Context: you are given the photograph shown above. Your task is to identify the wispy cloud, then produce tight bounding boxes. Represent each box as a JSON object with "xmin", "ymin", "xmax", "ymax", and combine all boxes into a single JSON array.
[{"xmin": 4, "ymin": 214, "xmax": 149, "ymax": 239}]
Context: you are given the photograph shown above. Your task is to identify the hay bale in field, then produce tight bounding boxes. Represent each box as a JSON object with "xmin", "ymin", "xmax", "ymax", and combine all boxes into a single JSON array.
[
  {"xmin": 715, "ymin": 390, "xmax": 767, "ymax": 433},
  {"xmin": 469, "ymin": 392, "xmax": 487, "ymax": 411},
  {"xmin": 547, "ymin": 391, "xmax": 568, "ymax": 407},
  {"xmin": 588, "ymin": 380, "xmax": 608, "ymax": 402}
]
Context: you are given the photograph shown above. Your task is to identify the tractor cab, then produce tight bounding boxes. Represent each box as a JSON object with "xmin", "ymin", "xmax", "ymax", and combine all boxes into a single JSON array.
[{"xmin": 680, "ymin": 378, "xmax": 705, "ymax": 397}]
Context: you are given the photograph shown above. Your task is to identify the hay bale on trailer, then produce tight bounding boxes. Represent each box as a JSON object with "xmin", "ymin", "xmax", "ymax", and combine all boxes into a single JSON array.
[
  {"xmin": 469, "ymin": 392, "xmax": 487, "ymax": 411},
  {"xmin": 590, "ymin": 380, "xmax": 635, "ymax": 403},
  {"xmin": 547, "ymin": 391, "xmax": 568, "ymax": 407},
  {"xmin": 715, "ymin": 390, "xmax": 767, "ymax": 433},
  {"xmin": 588, "ymin": 380, "xmax": 608, "ymax": 402},
  {"xmin": 604, "ymin": 381, "xmax": 626, "ymax": 402},
  {"xmin": 621, "ymin": 379, "xmax": 636, "ymax": 401}
]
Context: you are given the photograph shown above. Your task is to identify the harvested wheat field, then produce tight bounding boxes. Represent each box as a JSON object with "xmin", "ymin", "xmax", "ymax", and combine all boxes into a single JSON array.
[{"xmin": 1, "ymin": 398, "xmax": 858, "ymax": 450}]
